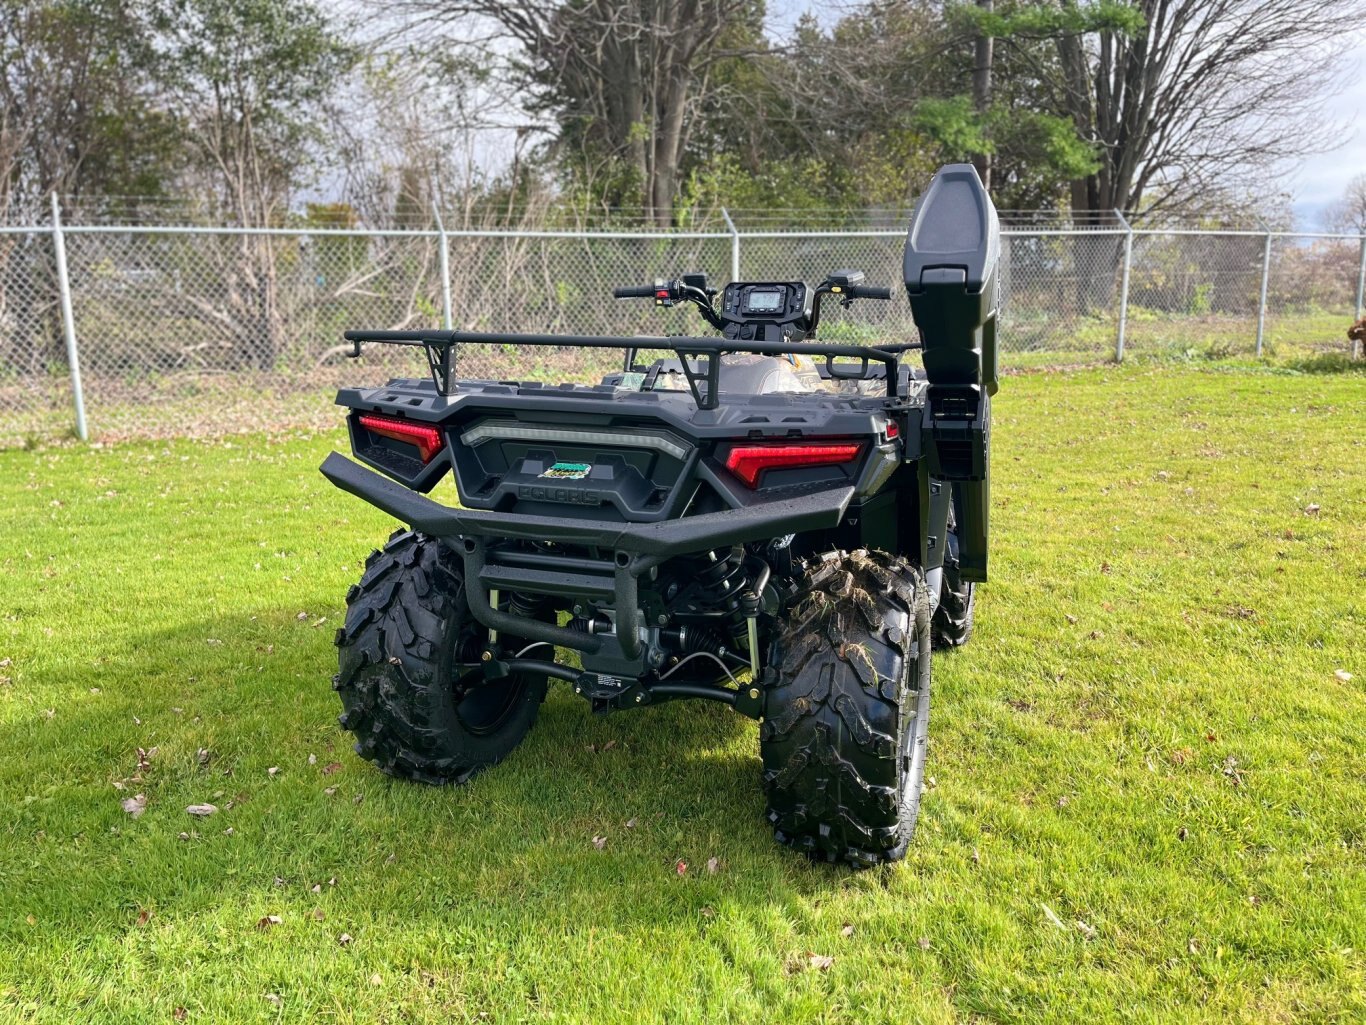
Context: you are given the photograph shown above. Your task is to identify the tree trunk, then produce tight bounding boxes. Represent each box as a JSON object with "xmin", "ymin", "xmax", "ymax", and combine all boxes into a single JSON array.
[{"xmin": 972, "ymin": 0, "xmax": 994, "ymax": 191}]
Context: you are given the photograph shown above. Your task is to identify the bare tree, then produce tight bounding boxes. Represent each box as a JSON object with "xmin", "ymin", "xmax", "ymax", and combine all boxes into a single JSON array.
[
  {"xmin": 1324, "ymin": 173, "xmax": 1366, "ymax": 235},
  {"xmin": 1053, "ymin": 0, "xmax": 1365, "ymax": 219},
  {"xmin": 385, "ymin": 0, "xmax": 758, "ymax": 226},
  {"xmin": 151, "ymin": 0, "xmax": 351, "ymax": 369}
]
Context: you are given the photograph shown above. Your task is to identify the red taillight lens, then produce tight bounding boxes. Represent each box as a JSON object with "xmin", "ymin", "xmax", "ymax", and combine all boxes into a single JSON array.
[
  {"xmin": 358, "ymin": 414, "xmax": 444, "ymax": 463},
  {"xmin": 724, "ymin": 441, "xmax": 864, "ymax": 488}
]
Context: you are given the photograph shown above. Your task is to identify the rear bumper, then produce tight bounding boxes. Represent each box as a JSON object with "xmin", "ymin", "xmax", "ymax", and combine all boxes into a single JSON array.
[
  {"xmin": 320, "ymin": 451, "xmax": 854, "ymax": 654},
  {"xmin": 321, "ymin": 451, "xmax": 853, "ymax": 557}
]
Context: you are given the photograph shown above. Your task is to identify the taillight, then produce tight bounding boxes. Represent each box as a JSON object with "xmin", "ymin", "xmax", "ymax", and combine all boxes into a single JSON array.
[
  {"xmin": 358, "ymin": 414, "xmax": 444, "ymax": 463},
  {"xmin": 724, "ymin": 441, "xmax": 864, "ymax": 488}
]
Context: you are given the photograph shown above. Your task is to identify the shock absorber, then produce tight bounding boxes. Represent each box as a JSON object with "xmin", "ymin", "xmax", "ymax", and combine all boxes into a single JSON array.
[{"xmin": 507, "ymin": 591, "xmax": 545, "ymax": 620}]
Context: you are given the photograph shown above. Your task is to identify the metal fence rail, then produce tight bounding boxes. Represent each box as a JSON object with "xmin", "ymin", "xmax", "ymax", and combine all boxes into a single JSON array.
[{"xmin": 1, "ymin": 201, "xmax": 1362, "ymax": 446}]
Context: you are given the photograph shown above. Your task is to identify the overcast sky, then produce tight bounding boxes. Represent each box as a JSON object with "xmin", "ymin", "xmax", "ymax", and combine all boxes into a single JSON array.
[{"xmin": 1292, "ymin": 35, "xmax": 1366, "ymax": 230}]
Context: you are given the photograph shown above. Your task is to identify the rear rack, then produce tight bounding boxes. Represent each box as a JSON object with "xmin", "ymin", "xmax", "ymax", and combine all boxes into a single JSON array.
[{"xmin": 342, "ymin": 329, "xmax": 919, "ymax": 411}]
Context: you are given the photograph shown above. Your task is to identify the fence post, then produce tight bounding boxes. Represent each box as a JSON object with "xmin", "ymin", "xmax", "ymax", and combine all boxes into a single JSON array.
[
  {"xmin": 1255, "ymin": 227, "xmax": 1272, "ymax": 358},
  {"xmin": 50, "ymin": 192, "xmax": 88, "ymax": 442},
  {"xmin": 1113, "ymin": 209, "xmax": 1133, "ymax": 363},
  {"xmin": 721, "ymin": 207, "xmax": 740, "ymax": 283},
  {"xmin": 432, "ymin": 205, "xmax": 453, "ymax": 330},
  {"xmin": 1354, "ymin": 236, "xmax": 1366, "ymax": 360}
]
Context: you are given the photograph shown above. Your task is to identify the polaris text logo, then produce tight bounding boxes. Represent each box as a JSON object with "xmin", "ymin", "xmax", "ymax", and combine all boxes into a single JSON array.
[{"xmin": 518, "ymin": 485, "xmax": 602, "ymax": 505}]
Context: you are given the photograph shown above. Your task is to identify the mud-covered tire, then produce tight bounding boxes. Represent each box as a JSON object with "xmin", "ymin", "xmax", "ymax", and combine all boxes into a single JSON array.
[
  {"xmin": 332, "ymin": 530, "xmax": 547, "ymax": 785},
  {"xmin": 932, "ymin": 497, "xmax": 975, "ymax": 649},
  {"xmin": 761, "ymin": 549, "xmax": 932, "ymax": 867}
]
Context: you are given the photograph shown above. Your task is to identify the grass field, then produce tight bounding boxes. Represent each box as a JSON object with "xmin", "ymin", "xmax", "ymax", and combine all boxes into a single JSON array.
[{"xmin": 1, "ymin": 363, "xmax": 1363, "ymax": 1023}]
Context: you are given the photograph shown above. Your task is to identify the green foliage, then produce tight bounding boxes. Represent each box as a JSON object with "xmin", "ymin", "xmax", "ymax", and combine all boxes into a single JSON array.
[
  {"xmin": 947, "ymin": 0, "xmax": 1146, "ymax": 39},
  {"xmin": 149, "ymin": 0, "xmax": 355, "ymax": 209},
  {"xmin": 913, "ymin": 96, "xmax": 994, "ymax": 157},
  {"xmin": 1188, "ymin": 282, "xmax": 1215, "ymax": 316}
]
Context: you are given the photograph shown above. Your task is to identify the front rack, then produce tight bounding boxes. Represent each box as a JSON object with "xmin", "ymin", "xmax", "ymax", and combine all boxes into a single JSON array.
[{"xmin": 342, "ymin": 329, "xmax": 920, "ymax": 411}]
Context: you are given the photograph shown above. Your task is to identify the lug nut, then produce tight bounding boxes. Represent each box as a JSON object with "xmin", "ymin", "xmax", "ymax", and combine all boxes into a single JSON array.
[
  {"xmin": 480, "ymin": 651, "xmax": 492, "ymax": 662},
  {"xmin": 749, "ymin": 688, "xmax": 760, "ymax": 700}
]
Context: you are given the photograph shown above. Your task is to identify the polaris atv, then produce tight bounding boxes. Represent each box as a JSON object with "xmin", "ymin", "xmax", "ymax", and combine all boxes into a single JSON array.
[{"xmin": 320, "ymin": 164, "xmax": 999, "ymax": 866}]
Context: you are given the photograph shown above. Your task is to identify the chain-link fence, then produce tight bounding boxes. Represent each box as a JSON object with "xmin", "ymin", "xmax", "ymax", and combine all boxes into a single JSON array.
[{"xmin": 1, "ymin": 209, "xmax": 1362, "ymax": 446}]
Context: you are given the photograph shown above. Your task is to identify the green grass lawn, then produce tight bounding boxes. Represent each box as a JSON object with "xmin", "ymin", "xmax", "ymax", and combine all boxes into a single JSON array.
[{"xmin": 1, "ymin": 364, "xmax": 1363, "ymax": 1023}]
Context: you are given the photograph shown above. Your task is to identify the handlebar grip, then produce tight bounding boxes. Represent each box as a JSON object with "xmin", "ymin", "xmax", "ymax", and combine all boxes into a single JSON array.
[
  {"xmin": 612, "ymin": 285, "xmax": 657, "ymax": 299},
  {"xmin": 853, "ymin": 285, "xmax": 893, "ymax": 300}
]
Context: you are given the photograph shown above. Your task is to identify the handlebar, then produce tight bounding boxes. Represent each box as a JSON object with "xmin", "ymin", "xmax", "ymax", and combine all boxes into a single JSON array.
[
  {"xmin": 612, "ymin": 285, "xmax": 658, "ymax": 299},
  {"xmin": 849, "ymin": 285, "xmax": 893, "ymax": 301}
]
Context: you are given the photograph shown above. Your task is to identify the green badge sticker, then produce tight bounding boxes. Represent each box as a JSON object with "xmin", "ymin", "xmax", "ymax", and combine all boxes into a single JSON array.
[{"xmin": 541, "ymin": 462, "xmax": 591, "ymax": 480}]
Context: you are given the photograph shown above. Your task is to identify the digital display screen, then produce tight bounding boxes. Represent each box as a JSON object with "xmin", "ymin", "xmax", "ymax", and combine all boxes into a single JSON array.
[{"xmin": 744, "ymin": 288, "xmax": 784, "ymax": 313}]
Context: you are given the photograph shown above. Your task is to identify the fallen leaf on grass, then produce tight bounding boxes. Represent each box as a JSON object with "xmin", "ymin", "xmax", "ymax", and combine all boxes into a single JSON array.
[
  {"xmin": 195, "ymin": 748, "xmax": 212, "ymax": 766},
  {"xmin": 256, "ymin": 915, "xmax": 282, "ymax": 930},
  {"xmin": 311, "ymin": 909, "xmax": 325, "ymax": 922},
  {"xmin": 624, "ymin": 817, "xmax": 638, "ymax": 829},
  {"xmin": 267, "ymin": 767, "xmax": 280, "ymax": 777},
  {"xmin": 917, "ymin": 937, "xmax": 931, "ymax": 950},
  {"xmin": 675, "ymin": 860, "xmax": 687, "ymax": 876},
  {"xmin": 296, "ymin": 612, "xmax": 309, "ymax": 621},
  {"xmin": 135, "ymin": 747, "xmax": 158, "ymax": 774},
  {"xmin": 706, "ymin": 857, "xmax": 721, "ymax": 874},
  {"xmin": 1064, "ymin": 614, "xmax": 1077, "ymax": 625},
  {"xmin": 840, "ymin": 924, "xmax": 855, "ymax": 938},
  {"xmin": 311, "ymin": 884, "xmax": 322, "ymax": 894},
  {"xmin": 322, "ymin": 762, "xmax": 343, "ymax": 775},
  {"xmin": 1304, "ymin": 503, "xmax": 1321, "ymax": 515},
  {"xmin": 265, "ymin": 993, "xmax": 282, "ymax": 1006},
  {"xmin": 185, "ymin": 804, "xmax": 217, "ymax": 817},
  {"xmin": 1075, "ymin": 918, "xmax": 1097, "ymax": 941},
  {"xmin": 369, "ymin": 973, "xmax": 383, "ymax": 987},
  {"xmin": 323, "ymin": 787, "xmax": 337, "ymax": 797},
  {"xmin": 807, "ymin": 953, "xmax": 834, "ymax": 971},
  {"xmin": 173, "ymin": 1008, "xmax": 186, "ymax": 1021},
  {"xmin": 121, "ymin": 794, "xmax": 148, "ymax": 818},
  {"xmin": 352, "ymin": 793, "xmax": 364, "ymax": 805},
  {"xmin": 307, "ymin": 754, "xmax": 317, "ymax": 766},
  {"xmin": 135, "ymin": 909, "xmax": 151, "ymax": 926},
  {"xmin": 1334, "ymin": 669, "xmax": 1353, "ymax": 683},
  {"xmin": 592, "ymin": 835, "xmax": 607, "ymax": 851},
  {"xmin": 1041, "ymin": 904, "xmax": 1068, "ymax": 931},
  {"xmin": 338, "ymin": 933, "xmax": 353, "ymax": 947}
]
